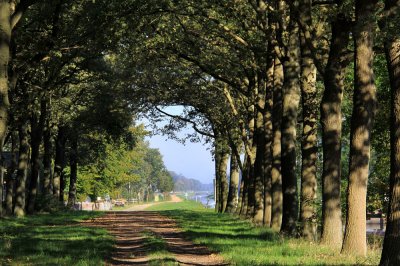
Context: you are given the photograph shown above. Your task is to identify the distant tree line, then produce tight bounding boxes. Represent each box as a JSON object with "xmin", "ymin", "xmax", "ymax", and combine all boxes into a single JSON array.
[{"xmin": 170, "ymin": 171, "xmax": 213, "ymax": 192}]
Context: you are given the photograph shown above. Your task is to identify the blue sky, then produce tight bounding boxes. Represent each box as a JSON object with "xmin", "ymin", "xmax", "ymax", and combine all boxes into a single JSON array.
[
  {"xmin": 139, "ymin": 106, "xmax": 215, "ymax": 184},
  {"xmin": 145, "ymin": 134, "xmax": 215, "ymax": 184}
]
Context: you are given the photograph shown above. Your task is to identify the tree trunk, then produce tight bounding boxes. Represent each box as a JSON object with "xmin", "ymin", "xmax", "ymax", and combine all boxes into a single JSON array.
[
  {"xmin": 225, "ymin": 154, "xmax": 240, "ymax": 213},
  {"xmin": 342, "ymin": 0, "xmax": 377, "ymax": 256},
  {"xmin": 0, "ymin": 1, "xmax": 11, "ymax": 218},
  {"xmin": 271, "ymin": 57, "xmax": 283, "ymax": 231},
  {"xmin": 380, "ymin": 28, "xmax": 400, "ymax": 266},
  {"xmin": 27, "ymin": 99, "xmax": 46, "ymax": 214},
  {"xmin": 246, "ymin": 105, "xmax": 257, "ymax": 218},
  {"xmin": 320, "ymin": 15, "xmax": 351, "ymax": 249},
  {"xmin": 253, "ymin": 110, "xmax": 265, "ymax": 224},
  {"xmin": 379, "ymin": 1, "xmax": 400, "ymax": 265},
  {"xmin": 13, "ymin": 123, "xmax": 30, "ymax": 217},
  {"xmin": 42, "ymin": 127, "xmax": 52, "ymax": 195},
  {"xmin": 5, "ymin": 131, "xmax": 17, "ymax": 215},
  {"xmin": 235, "ymin": 172, "xmax": 244, "ymax": 214},
  {"xmin": 299, "ymin": 0, "xmax": 318, "ymax": 240},
  {"xmin": 53, "ymin": 126, "xmax": 66, "ymax": 201},
  {"xmin": 263, "ymin": 53, "xmax": 275, "ymax": 227},
  {"xmin": 214, "ymin": 141, "xmax": 221, "ymax": 212},
  {"xmin": 280, "ymin": 6, "xmax": 301, "ymax": 235},
  {"xmin": 217, "ymin": 142, "xmax": 229, "ymax": 213},
  {"xmin": 67, "ymin": 137, "xmax": 78, "ymax": 208},
  {"xmin": 239, "ymin": 158, "xmax": 250, "ymax": 217}
]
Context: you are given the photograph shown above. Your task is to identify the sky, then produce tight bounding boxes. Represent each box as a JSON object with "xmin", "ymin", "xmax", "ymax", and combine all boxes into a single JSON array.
[{"xmin": 139, "ymin": 107, "xmax": 215, "ymax": 184}]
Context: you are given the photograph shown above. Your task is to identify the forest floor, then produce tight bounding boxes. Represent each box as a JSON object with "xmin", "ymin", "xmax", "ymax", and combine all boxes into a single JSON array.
[{"xmin": 84, "ymin": 195, "xmax": 227, "ymax": 265}]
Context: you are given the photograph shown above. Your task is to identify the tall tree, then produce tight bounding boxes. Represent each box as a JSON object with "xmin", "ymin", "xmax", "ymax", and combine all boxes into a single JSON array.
[
  {"xmin": 298, "ymin": 0, "xmax": 318, "ymax": 240},
  {"xmin": 320, "ymin": 8, "xmax": 351, "ymax": 249},
  {"xmin": 379, "ymin": 0, "xmax": 400, "ymax": 264},
  {"xmin": 342, "ymin": 0, "xmax": 378, "ymax": 256},
  {"xmin": 280, "ymin": 0, "xmax": 301, "ymax": 235}
]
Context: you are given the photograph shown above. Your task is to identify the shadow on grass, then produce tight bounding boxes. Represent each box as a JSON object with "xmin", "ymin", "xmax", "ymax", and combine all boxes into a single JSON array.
[
  {"xmin": 0, "ymin": 212, "xmax": 113, "ymax": 265},
  {"xmin": 160, "ymin": 209, "xmax": 280, "ymax": 242}
]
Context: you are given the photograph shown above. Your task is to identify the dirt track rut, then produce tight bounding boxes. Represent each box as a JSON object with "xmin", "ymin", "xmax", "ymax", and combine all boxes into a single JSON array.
[{"xmin": 84, "ymin": 211, "xmax": 227, "ymax": 266}]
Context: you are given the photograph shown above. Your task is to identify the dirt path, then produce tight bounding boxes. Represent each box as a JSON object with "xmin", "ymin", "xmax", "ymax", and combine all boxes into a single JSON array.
[{"xmin": 84, "ymin": 197, "xmax": 226, "ymax": 266}]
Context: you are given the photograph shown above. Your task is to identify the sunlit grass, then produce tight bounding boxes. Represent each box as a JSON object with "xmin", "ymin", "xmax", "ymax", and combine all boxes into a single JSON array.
[
  {"xmin": 146, "ymin": 201, "xmax": 381, "ymax": 265},
  {"xmin": 0, "ymin": 211, "xmax": 113, "ymax": 266}
]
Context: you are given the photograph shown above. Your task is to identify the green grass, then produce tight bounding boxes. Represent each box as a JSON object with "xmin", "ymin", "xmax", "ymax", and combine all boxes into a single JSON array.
[
  {"xmin": 0, "ymin": 211, "xmax": 113, "ymax": 266},
  {"xmin": 146, "ymin": 200, "xmax": 381, "ymax": 266}
]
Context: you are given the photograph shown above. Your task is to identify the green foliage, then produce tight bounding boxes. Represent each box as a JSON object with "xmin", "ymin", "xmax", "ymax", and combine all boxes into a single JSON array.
[{"xmin": 74, "ymin": 127, "xmax": 173, "ymax": 201}]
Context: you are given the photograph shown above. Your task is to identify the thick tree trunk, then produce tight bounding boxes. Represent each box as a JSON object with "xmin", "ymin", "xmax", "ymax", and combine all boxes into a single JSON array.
[
  {"xmin": 342, "ymin": 0, "xmax": 377, "ymax": 256},
  {"xmin": 299, "ymin": 0, "xmax": 318, "ymax": 240},
  {"xmin": 0, "ymin": 1, "xmax": 11, "ymax": 218},
  {"xmin": 235, "ymin": 170, "xmax": 244, "ymax": 214},
  {"xmin": 225, "ymin": 154, "xmax": 240, "ymax": 213},
  {"xmin": 53, "ymin": 127, "xmax": 66, "ymax": 200},
  {"xmin": 253, "ymin": 110, "xmax": 265, "ymax": 224},
  {"xmin": 42, "ymin": 99, "xmax": 52, "ymax": 196},
  {"xmin": 280, "ymin": 8, "xmax": 301, "ymax": 235},
  {"xmin": 13, "ymin": 123, "xmax": 30, "ymax": 217},
  {"xmin": 320, "ymin": 15, "xmax": 351, "ymax": 249},
  {"xmin": 67, "ymin": 137, "xmax": 78, "ymax": 208},
  {"xmin": 246, "ymin": 106, "xmax": 257, "ymax": 218},
  {"xmin": 214, "ymin": 150, "xmax": 220, "ymax": 212},
  {"xmin": 217, "ymin": 143, "xmax": 229, "ymax": 213},
  {"xmin": 27, "ymin": 99, "xmax": 46, "ymax": 214},
  {"xmin": 380, "ymin": 34, "xmax": 400, "ymax": 266},
  {"xmin": 271, "ymin": 57, "xmax": 283, "ymax": 231},
  {"xmin": 379, "ymin": 1, "xmax": 400, "ymax": 265},
  {"xmin": 5, "ymin": 131, "xmax": 17, "ymax": 215},
  {"xmin": 42, "ymin": 127, "xmax": 52, "ymax": 195},
  {"xmin": 263, "ymin": 55, "xmax": 275, "ymax": 227},
  {"xmin": 239, "ymin": 158, "xmax": 250, "ymax": 217}
]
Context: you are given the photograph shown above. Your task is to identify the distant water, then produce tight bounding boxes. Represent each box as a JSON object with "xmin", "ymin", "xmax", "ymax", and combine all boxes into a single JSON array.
[{"xmin": 189, "ymin": 192, "xmax": 215, "ymax": 208}]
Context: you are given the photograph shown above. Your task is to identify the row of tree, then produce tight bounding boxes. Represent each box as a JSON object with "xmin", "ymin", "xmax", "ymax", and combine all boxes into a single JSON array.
[
  {"xmin": 115, "ymin": 0, "xmax": 400, "ymax": 264},
  {"xmin": 0, "ymin": 0, "xmax": 399, "ymax": 265},
  {"xmin": 0, "ymin": 1, "xmax": 174, "ymax": 216}
]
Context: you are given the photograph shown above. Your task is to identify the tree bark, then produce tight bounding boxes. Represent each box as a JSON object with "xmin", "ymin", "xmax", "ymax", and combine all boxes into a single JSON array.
[
  {"xmin": 5, "ymin": 130, "xmax": 17, "ymax": 215},
  {"xmin": 42, "ymin": 96, "xmax": 52, "ymax": 196},
  {"xmin": 342, "ymin": 0, "xmax": 378, "ymax": 256},
  {"xmin": 280, "ymin": 5, "xmax": 301, "ymax": 235},
  {"xmin": 299, "ymin": 0, "xmax": 318, "ymax": 240},
  {"xmin": 53, "ymin": 127, "xmax": 66, "ymax": 200},
  {"xmin": 380, "ymin": 37, "xmax": 400, "ymax": 266},
  {"xmin": 42, "ymin": 126, "xmax": 52, "ymax": 195},
  {"xmin": 253, "ymin": 110, "xmax": 265, "ymax": 224},
  {"xmin": 271, "ymin": 57, "xmax": 283, "ymax": 231},
  {"xmin": 235, "ymin": 168, "xmax": 244, "ymax": 215},
  {"xmin": 320, "ymin": 14, "xmax": 351, "ymax": 249},
  {"xmin": 217, "ymin": 141, "xmax": 229, "ymax": 213},
  {"xmin": 225, "ymin": 153, "xmax": 240, "ymax": 213},
  {"xmin": 27, "ymin": 99, "xmax": 46, "ymax": 214},
  {"xmin": 13, "ymin": 122, "xmax": 30, "ymax": 217},
  {"xmin": 379, "ymin": 1, "xmax": 400, "ymax": 265},
  {"xmin": 0, "ymin": 1, "xmax": 11, "ymax": 218},
  {"xmin": 239, "ymin": 158, "xmax": 250, "ymax": 217},
  {"xmin": 67, "ymin": 136, "xmax": 78, "ymax": 208},
  {"xmin": 263, "ymin": 53, "xmax": 275, "ymax": 227}
]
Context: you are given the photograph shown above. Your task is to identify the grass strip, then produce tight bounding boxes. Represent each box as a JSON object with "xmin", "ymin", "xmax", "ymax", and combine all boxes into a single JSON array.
[
  {"xmin": 0, "ymin": 211, "xmax": 113, "ymax": 266},
  {"xmin": 146, "ymin": 200, "xmax": 381, "ymax": 266}
]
